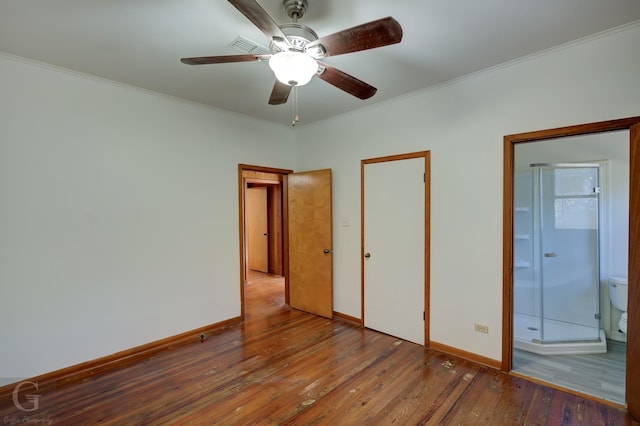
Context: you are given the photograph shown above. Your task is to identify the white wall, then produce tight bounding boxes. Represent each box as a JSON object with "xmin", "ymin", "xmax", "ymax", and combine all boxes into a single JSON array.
[
  {"xmin": 295, "ymin": 23, "xmax": 640, "ymax": 361},
  {"xmin": 0, "ymin": 55, "xmax": 297, "ymax": 380}
]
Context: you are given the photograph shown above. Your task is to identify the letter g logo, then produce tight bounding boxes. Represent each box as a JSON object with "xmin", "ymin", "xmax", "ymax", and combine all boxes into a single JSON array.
[{"xmin": 12, "ymin": 381, "xmax": 41, "ymax": 412}]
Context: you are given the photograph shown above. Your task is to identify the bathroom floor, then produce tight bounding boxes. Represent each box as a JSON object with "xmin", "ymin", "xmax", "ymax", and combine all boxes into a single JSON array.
[{"xmin": 512, "ymin": 339, "xmax": 626, "ymax": 405}]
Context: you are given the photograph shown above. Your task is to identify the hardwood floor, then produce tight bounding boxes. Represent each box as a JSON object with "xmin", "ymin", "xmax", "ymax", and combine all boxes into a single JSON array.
[{"xmin": 1, "ymin": 271, "xmax": 637, "ymax": 425}]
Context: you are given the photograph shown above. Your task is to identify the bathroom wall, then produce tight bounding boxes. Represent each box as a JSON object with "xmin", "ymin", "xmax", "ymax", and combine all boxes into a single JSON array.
[{"xmin": 512, "ymin": 170, "xmax": 537, "ymax": 317}]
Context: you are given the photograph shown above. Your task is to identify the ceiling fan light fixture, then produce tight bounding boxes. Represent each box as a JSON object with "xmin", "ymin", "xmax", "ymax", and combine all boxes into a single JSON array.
[{"xmin": 268, "ymin": 50, "xmax": 317, "ymax": 86}]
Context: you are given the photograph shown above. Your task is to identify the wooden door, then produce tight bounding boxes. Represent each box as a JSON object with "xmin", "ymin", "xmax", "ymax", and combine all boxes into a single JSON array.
[
  {"xmin": 363, "ymin": 154, "xmax": 428, "ymax": 345},
  {"xmin": 247, "ymin": 186, "xmax": 268, "ymax": 272},
  {"xmin": 628, "ymin": 122, "xmax": 640, "ymax": 419},
  {"xmin": 288, "ymin": 169, "xmax": 333, "ymax": 318}
]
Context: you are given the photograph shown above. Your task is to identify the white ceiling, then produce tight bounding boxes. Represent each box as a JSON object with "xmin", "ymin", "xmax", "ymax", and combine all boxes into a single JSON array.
[{"xmin": 2, "ymin": 0, "xmax": 640, "ymax": 127}]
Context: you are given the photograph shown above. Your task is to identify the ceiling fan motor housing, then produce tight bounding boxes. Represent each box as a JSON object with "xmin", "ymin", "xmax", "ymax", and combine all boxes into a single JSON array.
[
  {"xmin": 284, "ymin": 0, "xmax": 308, "ymax": 20},
  {"xmin": 271, "ymin": 23, "xmax": 324, "ymax": 58}
]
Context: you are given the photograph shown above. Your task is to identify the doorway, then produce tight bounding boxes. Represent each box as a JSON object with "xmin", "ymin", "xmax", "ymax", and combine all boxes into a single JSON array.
[
  {"xmin": 238, "ymin": 164, "xmax": 334, "ymax": 320},
  {"xmin": 503, "ymin": 117, "xmax": 640, "ymax": 416},
  {"xmin": 238, "ymin": 164, "xmax": 292, "ymax": 318}
]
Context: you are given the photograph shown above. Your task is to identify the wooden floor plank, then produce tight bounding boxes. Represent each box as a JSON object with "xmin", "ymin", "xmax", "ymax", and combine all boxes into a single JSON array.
[
  {"xmin": 1, "ymin": 271, "xmax": 637, "ymax": 425},
  {"xmin": 371, "ymin": 355, "xmax": 483, "ymax": 425}
]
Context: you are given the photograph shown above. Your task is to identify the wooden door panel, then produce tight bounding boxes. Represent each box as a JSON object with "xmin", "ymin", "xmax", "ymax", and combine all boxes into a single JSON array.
[
  {"xmin": 247, "ymin": 187, "xmax": 268, "ymax": 272},
  {"xmin": 288, "ymin": 169, "xmax": 333, "ymax": 318}
]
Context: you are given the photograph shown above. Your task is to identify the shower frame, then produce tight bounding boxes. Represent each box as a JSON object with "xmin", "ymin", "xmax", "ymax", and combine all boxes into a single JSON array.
[{"xmin": 513, "ymin": 162, "xmax": 604, "ymax": 354}]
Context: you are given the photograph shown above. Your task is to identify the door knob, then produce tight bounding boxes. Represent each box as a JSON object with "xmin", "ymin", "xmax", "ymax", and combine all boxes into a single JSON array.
[
  {"xmin": 323, "ymin": 248, "xmax": 331, "ymax": 254},
  {"xmin": 364, "ymin": 252, "xmax": 371, "ymax": 259}
]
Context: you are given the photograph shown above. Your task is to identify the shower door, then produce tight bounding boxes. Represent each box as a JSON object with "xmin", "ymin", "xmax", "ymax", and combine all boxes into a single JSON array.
[{"xmin": 537, "ymin": 164, "xmax": 601, "ymax": 342}]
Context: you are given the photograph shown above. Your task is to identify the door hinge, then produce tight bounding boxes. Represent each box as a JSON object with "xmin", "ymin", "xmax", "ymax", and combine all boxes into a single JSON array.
[
  {"xmin": 423, "ymin": 173, "xmax": 426, "ymax": 183},
  {"xmin": 594, "ymin": 313, "xmax": 601, "ymax": 320},
  {"xmin": 423, "ymin": 311, "xmax": 426, "ymax": 321},
  {"xmin": 593, "ymin": 187, "xmax": 601, "ymax": 194}
]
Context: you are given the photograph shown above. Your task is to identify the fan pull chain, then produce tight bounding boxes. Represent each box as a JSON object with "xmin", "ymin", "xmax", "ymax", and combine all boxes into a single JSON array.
[{"xmin": 291, "ymin": 85, "xmax": 300, "ymax": 126}]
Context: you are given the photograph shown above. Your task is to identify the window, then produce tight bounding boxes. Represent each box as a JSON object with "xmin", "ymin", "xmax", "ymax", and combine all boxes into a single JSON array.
[{"xmin": 553, "ymin": 168, "xmax": 598, "ymax": 229}]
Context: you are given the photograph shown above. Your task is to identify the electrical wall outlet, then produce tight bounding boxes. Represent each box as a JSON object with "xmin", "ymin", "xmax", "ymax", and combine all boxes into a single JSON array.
[{"xmin": 474, "ymin": 323, "xmax": 489, "ymax": 334}]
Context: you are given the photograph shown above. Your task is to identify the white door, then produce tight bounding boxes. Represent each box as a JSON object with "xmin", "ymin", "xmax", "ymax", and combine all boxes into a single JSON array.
[{"xmin": 363, "ymin": 155, "xmax": 426, "ymax": 345}]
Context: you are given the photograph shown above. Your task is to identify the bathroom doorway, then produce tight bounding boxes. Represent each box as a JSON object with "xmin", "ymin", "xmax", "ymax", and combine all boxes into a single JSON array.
[{"xmin": 502, "ymin": 117, "xmax": 640, "ymax": 415}]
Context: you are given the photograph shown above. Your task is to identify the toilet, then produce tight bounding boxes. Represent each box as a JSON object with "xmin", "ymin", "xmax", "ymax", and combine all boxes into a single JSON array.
[{"xmin": 608, "ymin": 276, "xmax": 628, "ymax": 334}]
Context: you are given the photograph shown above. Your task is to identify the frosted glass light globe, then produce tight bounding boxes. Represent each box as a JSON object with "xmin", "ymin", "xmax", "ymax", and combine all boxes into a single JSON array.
[{"xmin": 268, "ymin": 51, "xmax": 318, "ymax": 86}]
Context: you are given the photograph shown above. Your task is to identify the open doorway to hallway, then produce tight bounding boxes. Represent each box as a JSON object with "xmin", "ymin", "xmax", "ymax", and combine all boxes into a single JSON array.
[
  {"xmin": 238, "ymin": 164, "xmax": 292, "ymax": 318},
  {"xmin": 239, "ymin": 164, "xmax": 335, "ymax": 320}
]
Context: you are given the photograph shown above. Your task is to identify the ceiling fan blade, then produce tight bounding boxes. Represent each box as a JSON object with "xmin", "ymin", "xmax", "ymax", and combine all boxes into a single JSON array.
[
  {"xmin": 307, "ymin": 17, "xmax": 402, "ymax": 58},
  {"xmin": 317, "ymin": 62, "xmax": 377, "ymax": 100},
  {"xmin": 268, "ymin": 80, "xmax": 292, "ymax": 105},
  {"xmin": 228, "ymin": 0, "xmax": 292, "ymax": 48},
  {"xmin": 180, "ymin": 54, "xmax": 269, "ymax": 65}
]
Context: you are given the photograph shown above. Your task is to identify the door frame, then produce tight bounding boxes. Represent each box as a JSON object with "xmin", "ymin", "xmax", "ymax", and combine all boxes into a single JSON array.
[
  {"xmin": 502, "ymin": 117, "xmax": 640, "ymax": 415},
  {"xmin": 238, "ymin": 164, "xmax": 293, "ymax": 319},
  {"xmin": 361, "ymin": 151, "xmax": 431, "ymax": 346}
]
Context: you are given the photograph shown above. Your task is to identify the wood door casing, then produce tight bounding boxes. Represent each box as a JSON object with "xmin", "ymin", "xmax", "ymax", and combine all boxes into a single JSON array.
[
  {"xmin": 502, "ymin": 116, "xmax": 640, "ymax": 419},
  {"xmin": 288, "ymin": 169, "xmax": 333, "ymax": 318},
  {"xmin": 627, "ymin": 122, "xmax": 640, "ymax": 419}
]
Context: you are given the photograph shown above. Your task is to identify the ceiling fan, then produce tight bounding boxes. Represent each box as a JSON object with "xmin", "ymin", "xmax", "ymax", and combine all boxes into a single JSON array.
[{"xmin": 180, "ymin": 0, "xmax": 403, "ymax": 106}]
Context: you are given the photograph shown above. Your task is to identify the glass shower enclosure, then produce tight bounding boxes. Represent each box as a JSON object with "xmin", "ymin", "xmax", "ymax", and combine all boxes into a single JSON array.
[{"xmin": 513, "ymin": 163, "xmax": 605, "ymax": 355}]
